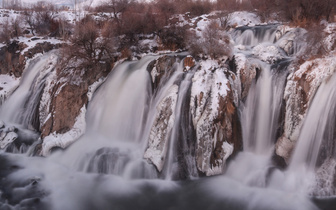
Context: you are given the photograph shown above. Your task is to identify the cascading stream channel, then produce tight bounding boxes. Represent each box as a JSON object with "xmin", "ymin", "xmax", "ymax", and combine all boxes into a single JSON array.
[{"xmin": 165, "ymin": 67, "xmax": 195, "ymax": 180}]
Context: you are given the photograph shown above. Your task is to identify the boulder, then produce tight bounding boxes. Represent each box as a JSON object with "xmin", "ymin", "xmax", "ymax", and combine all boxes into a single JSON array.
[{"xmin": 190, "ymin": 60, "xmax": 242, "ymax": 176}]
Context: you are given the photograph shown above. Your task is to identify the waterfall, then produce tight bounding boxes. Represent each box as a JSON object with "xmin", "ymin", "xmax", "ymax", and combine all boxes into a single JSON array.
[
  {"xmin": 241, "ymin": 62, "xmax": 287, "ymax": 154},
  {"xmin": 165, "ymin": 69, "xmax": 195, "ymax": 180},
  {"xmin": 0, "ymin": 24, "xmax": 332, "ymax": 210},
  {"xmin": 62, "ymin": 56, "xmax": 157, "ymax": 178},
  {"xmin": 279, "ymin": 73, "xmax": 336, "ymax": 194},
  {"xmin": 226, "ymin": 60, "xmax": 288, "ymax": 187},
  {"xmin": 0, "ymin": 51, "xmax": 57, "ymax": 130},
  {"xmin": 233, "ymin": 25, "xmax": 278, "ymax": 46}
]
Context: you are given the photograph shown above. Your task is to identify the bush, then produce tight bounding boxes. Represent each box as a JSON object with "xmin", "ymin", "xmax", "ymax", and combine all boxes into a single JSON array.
[
  {"xmin": 62, "ymin": 15, "xmax": 116, "ymax": 68},
  {"xmin": 187, "ymin": 20, "xmax": 233, "ymax": 59},
  {"xmin": 0, "ymin": 17, "xmax": 23, "ymax": 43},
  {"xmin": 158, "ymin": 25, "xmax": 187, "ymax": 50},
  {"xmin": 283, "ymin": 0, "xmax": 335, "ymax": 24},
  {"xmin": 177, "ymin": 0, "xmax": 214, "ymax": 16},
  {"xmin": 0, "ymin": 20, "xmax": 11, "ymax": 43}
]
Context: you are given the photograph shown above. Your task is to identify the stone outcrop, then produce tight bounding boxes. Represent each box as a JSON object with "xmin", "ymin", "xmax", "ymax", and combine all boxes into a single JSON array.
[
  {"xmin": 23, "ymin": 42, "xmax": 62, "ymax": 59},
  {"xmin": 0, "ymin": 41, "xmax": 62, "ymax": 78},
  {"xmin": 233, "ymin": 53, "xmax": 258, "ymax": 100},
  {"xmin": 0, "ymin": 41, "xmax": 26, "ymax": 77},
  {"xmin": 190, "ymin": 60, "xmax": 242, "ymax": 176},
  {"xmin": 147, "ymin": 55, "xmax": 179, "ymax": 92},
  {"xmin": 0, "ymin": 120, "xmax": 39, "ymax": 153},
  {"xmin": 276, "ymin": 57, "xmax": 336, "ymax": 163},
  {"xmin": 39, "ymin": 56, "xmax": 113, "ymax": 155},
  {"xmin": 183, "ymin": 56, "xmax": 195, "ymax": 71},
  {"xmin": 144, "ymin": 85, "xmax": 178, "ymax": 172}
]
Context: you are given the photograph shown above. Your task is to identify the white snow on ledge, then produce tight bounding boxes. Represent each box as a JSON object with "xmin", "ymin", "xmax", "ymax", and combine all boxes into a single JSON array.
[
  {"xmin": 41, "ymin": 74, "xmax": 107, "ymax": 156},
  {"xmin": 42, "ymin": 106, "xmax": 86, "ymax": 156},
  {"xmin": 0, "ymin": 75, "xmax": 20, "ymax": 105},
  {"xmin": 17, "ymin": 36, "xmax": 64, "ymax": 55}
]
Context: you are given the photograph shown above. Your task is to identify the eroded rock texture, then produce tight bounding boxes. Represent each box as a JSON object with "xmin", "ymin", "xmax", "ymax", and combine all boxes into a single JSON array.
[{"xmin": 276, "ymin": 57, "xmax": 336, "ymax": 163}]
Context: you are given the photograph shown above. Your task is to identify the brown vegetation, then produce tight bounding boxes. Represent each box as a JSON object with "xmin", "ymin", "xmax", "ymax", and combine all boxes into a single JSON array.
[{"xmin": 187, "ymin": 20, "xmax": 233, "ymax": 59}]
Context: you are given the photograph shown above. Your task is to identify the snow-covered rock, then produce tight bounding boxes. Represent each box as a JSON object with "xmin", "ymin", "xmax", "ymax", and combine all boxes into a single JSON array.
[
  {"xmin": 144, "ymin": 85, "xmax": 178, "ymax": 172},
  {"xmin": 228, "ymin": 11, "xmax": 261, "ymax": 28},
  {"xmin": 276, "ymin": 56, "xmax": 336, "ymax": 162},
  {"xmin": 190, "ymin": 60, "xmax": 241, "ymax": 176},
  {"xmin": 0, "ymin": 74, "xmax": 20, "ymax": 105},
  {"xmin": 252, "ymin": 44, "xmax": 284, "ymax": 64}
]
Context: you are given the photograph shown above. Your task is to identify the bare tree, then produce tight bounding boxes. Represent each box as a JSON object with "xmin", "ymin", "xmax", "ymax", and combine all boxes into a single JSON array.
[
  {"xmin": 0, "ymin": 19, "xmax": 11, "ymax": 43},
  {"xmin": 105, "ymin": 0, "xmax": 132, "ymax": 24},
  {"xmin": 63, "ymin": 15, "xmax": 116, "ymax": 68}
]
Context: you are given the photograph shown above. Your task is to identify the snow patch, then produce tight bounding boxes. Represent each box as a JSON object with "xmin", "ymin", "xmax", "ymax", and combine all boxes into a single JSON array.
[
  {"xmin": 228, "ymin": 11, "xmax": 261, "ymax": 27},
  {"xmin": 190, "ymin": 59, "xmax": 231, "ymax": 176},
  {"xmin": 252, "ymin": 44, "xmax": 284, "ymax": 64},
  {"xmin": 0, "ymin": 74, "xmax": 20, "ymax": 105},
  {"xmin": 144, "ymin": 85, "xmax": 178, "ymax": 172},
  {"xmin": 42, "ymin": 106, "xmax": 86, "ymax": 156}
]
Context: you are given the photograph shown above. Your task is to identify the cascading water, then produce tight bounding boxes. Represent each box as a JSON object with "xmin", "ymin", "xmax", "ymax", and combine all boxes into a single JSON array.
[
  {"xmin": 233, "ymin": 25, "xmax": 278, "ymax": 46},
  {"xmin": 226, "ymin": 60, "xmax": 288, "ymax": 188},
  {"xmin": 59, "ymin": 56, "xmax": 158, "ymax": 178},
  {"xmin": 165, "ymin": 69, "xmax": 195, "ymax": 180},
  {"xmin": 0, "ymin": 52, "xmax": 57, "ymax": 129},
  {"xmin": 278, "ymin": 73, "xmax": 336, "ymax": 195},
  {"xmin": 0, "ymin": 24, "xmax": 334, "ymax": 210}
]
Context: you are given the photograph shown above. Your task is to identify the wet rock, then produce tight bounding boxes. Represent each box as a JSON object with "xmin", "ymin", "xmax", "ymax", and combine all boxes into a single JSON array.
[
  {"xmin": 0, "ymin": 120, "xmax": 5, "ymax": 129},
  {"xmin": 275, "ymin": 136, "xmax": 295, "ymax": 164},
  {"xmin": 144, "ymin": 85, "xmax": 178, "ymax": 172},
  {"xmin": 39, "ymin": 55, "xmax": 113, "ymax": 155},
  {"xmin": 234, "ymin": 53, "xmax": 258, "ymax": 100},
  {"xmin": 190, "ymin": 60, "xmax": 242, "ymax": 176},
  {"xmin": 147, "ymin": 55, "xmax": 178, "ymax": 92},
  {"xmin": 23, "ymin": 42, "xmax": 62, "ymax": 59},
  {"xmin": 7, "ymin": 126, "xmax": 18, "ymax": 133},
  {"xmin": 0, "ymin": 132, "xmax": 18, "ymax": 149},
  {"xmin": 0, "ymin": 41, "xmax": 26, "ymax": 77},
  {"xmin": 311, "ymin": 158, "xmax": 336, "ymax": 196},
  {"xmin": 276, "ymin": 56, "xmax": 336, "ymax": 161}
]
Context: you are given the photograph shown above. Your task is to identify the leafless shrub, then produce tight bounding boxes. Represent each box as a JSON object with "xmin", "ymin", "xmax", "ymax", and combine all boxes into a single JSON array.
[
  {"xmin": 283, "ymin": 0, "xmax": 335, "ymax": 24},
  {"xmin": 178, "ymin": 0, "xmax": 214, "ymax": 16},
  {"xmin": 0, "ymin": 20, "xmax": 11, "ymax": 43},
  {"xmin": 158, "ymin": 25, "xmax": 187, "ymax": 51},
  {"xmin": 187, "ymin": 20, "xmax": 233, "ymax": 59},
  {"xmin": 302, "ymin": 24, "xmax": 328, "ymax": 59},
  {"xmin": 62, "ymin": 15, "xmax": 117, "ymax": 69}
]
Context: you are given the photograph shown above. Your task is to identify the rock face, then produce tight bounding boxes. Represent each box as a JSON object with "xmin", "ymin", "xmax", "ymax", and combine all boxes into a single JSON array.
[
  {"xmin": 276, "ymin": 57, "xmax": 336, "ymax": 162},
  {"xmin": 190, "ymin": 60, "xmax": 241, "ymax": 176},
  {"xmin": 144, "ymin": 85, "xmax": 178, "ymax": 172},
  {"xmin": 183, "ymin": 56, "xmax": 195, "ymax": 71},
  {"xmin": 232, "ymin": 53, "xmax": 258, "ymax": 101},
  {"xmin": 144, "ymin": 56, "xmax": 241, "ymax": 176},
  {"xmin": 0, "ymin": 41, "xmax": 61, "ymax": 78},
  {"xmin": 39, "ymin": 57, "xmax": 112, "ymax": 155},
  {"xmin": 147, "ymin": 55, "xmax": 178, "ymax": 92},
  {"xmin": 0, "ymin": 120, "xmax": 39, "ymax": 153},
  {"xmin": 0, "ymin": 41, "xmax": 26, "ymax": 77}
]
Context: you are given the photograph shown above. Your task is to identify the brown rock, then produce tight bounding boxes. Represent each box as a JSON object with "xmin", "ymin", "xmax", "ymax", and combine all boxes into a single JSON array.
[
  {"xmin": 40, "ymin": 59, "xmax": 113, "ymax": 147},
  {"xmin": 147, "ymin": 55, "xmax": 178, "ymax": 92},
  {"xmin": 210, "ymin": 83, "xmax": 242, "ymax": 169},
  {"xmin": 183, "ymin": 56, "xmax": 195, "ymax": 70}
]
